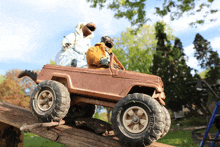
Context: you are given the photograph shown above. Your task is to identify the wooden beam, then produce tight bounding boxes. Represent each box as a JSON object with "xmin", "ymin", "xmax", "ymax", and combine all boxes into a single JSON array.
[
  {"xmin": 0, "ymin": 102, "xmax": 122, "ymax": 147},
  {"xmin": 0, "ymin": 101, "xmax": 175, "ymax": 147},
  {"xmin": 0, "ymin": 121, "xmax": 24, "ymax": 147}
]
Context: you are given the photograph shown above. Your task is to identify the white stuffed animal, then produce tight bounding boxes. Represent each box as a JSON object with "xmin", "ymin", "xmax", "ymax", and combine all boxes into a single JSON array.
[{"xmin": 55, "ymin": 22, "xmax": 96, "ymax": 68}]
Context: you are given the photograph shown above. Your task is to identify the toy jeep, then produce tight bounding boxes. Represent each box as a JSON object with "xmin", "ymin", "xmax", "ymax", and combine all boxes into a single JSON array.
[{"xmin": 18, "ymin": 54, "xmax": 170, "ymax": 146}]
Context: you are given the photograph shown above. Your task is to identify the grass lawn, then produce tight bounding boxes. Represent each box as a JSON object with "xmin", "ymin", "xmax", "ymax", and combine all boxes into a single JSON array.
[
  {"xmin": 156, "ymin": 116, "xmax": 211, "ymax": 147},
  {"xmin": 24, "ymin": 132, "xmax": 68, "ymax": 147},
  {"xmin": 157, "ymin": 130, "xmax": 199, "ymax": 147}
]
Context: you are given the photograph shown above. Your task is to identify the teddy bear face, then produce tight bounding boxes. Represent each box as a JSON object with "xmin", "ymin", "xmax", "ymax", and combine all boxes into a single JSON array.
[{"xmin": 82, "ymin": 22, "xmax": 96, "ymax": 37}]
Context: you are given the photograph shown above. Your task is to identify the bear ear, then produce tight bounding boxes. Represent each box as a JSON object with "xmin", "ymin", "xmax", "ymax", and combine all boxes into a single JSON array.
[{"xmin": 80, "ymin": 24, "xmax": 84, "ymax": 29}]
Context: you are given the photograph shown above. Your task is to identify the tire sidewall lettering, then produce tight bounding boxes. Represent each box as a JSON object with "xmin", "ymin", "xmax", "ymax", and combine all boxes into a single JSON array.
[{"xmin": 148, "ymin": 117, "xmax": 154, "ymax": 132}]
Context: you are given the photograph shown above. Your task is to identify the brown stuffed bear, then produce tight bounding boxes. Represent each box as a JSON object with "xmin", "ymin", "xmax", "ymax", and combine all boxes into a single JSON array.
[{"xmin": 86, "ymin": 36, "xmax": 122, "ymax": 69}]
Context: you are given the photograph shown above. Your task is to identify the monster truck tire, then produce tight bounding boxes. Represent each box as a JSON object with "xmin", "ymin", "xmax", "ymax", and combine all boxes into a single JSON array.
[
  {"xmin": 111, "ymin": 93, "xmax": 165, "ymax": 147},
  {"xmin": 161, "ymin": 106, "xmax": 171, "ymax": 137},
  {"xmin": 66, "ymin": 103, "xmax": 96, "ymax": 119},
  {"xmin": 30, "ymin": 80, "xmax": 70, "ymax": 122}
]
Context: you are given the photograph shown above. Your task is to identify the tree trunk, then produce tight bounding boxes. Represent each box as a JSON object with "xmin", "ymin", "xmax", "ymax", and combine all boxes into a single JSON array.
[{"xmin": 106, "ymin": 108, "xmax": 112, "ymax": 123}]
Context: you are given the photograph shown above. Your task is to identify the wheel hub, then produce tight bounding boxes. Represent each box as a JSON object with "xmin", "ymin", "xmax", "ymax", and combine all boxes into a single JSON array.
[
  {"xmin": 132, "ymin": 115, "xmax": 140, "ymax": 123},
  {"xmin": 122, "ymin": 106, "xmax": 148, "ymax": 133},
  {"xmin": 45, "ymin": 98, "xmax": 49, "ymax": 103},
  {"xmin": 37, "ymin": 90, "xmax": 54, "ymax": 111}
]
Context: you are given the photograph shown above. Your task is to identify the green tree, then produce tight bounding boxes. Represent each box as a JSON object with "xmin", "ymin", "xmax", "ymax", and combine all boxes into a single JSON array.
[
  {"xmin": 205, "ymin": 51, "xmax": 220, "ymax": 84},
  {"xmin": 199, "ymin": 69, "xmax": 209, "ymax": 79},
  {"xmin": 112, "ymin": 22, "xmax": 174, "ymax": 74},
  {"xmin": 193, "ymin": 33, "xmax": 220, "ymax": 84},
  {"xmin": 193, "ymin": 33, "xmax": 212, "ymax": 69},
  {"xmin": 151, "ymin": 22, "xmax": 201, "ymax": 113},
  {"xmin": 86, "ymin": 0, "xmax": 218, "ymax": 31},
  {"xmin": 50, "ymin": 60, "xmax": 56, "ymax": 65}
]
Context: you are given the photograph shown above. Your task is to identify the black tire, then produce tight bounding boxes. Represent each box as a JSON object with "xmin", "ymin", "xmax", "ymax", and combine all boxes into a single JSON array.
[
  {"xmin": 31, "ymin": 80, "xmax": 70, "ymax": 122},
  {"xmin": 111, "ymin": 93, "xmax": 165, "ymax": 147},
  {"xmin": 66, "ymin": 103, "xmax": 96, "ymax": 119},
  {"xmin": 161, "ymin": 106, "xmax": 171, "ymax": 137}
]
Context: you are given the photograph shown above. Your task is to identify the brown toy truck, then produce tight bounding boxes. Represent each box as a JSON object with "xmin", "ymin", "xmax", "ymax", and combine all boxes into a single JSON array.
[{"xmin": 18, "ymin": 54, "xmax": 170, "ymax": 147}]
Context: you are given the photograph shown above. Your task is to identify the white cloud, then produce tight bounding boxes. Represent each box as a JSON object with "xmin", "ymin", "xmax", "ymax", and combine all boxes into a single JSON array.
[
  {"xmin": 184, "ymin": 44, "xmax": 200, "ymax": 70},
  {"xmin": 196, "ymin": 0, "xmax": 220, "ymax": 31},
  {"xmin": 24, "ymin": 0, "xmax": 65, "ymax": 6},
  {"xmin": 211, "ymin": 37, "xmax": 220, "ymax": 51},
  {"xmin": 0, "ymin": 35, "xmax": 30, "ymax": 61},
  {"xmin": 0, "ymin": 12, "xmax": 39, "ymax": 63},
  {"xmin": 145, "ymin": 7, "xmax": 195, "ymax": 33},
  {"xmin": 187, "ymin": 56, "xmax": 199, "ymax": 69},
  {"xmin": 16, "ymin": 0, "xmax": 127, "ymax": 36},
  {"xmin": 197, "ymin": 17, "xmax": 220, "ymax": 32},
  {"xmin": 145, "ymin": 1, "xmax": 220, "ymax": 34},
  {"xmin": 180, "ymin": 0, "xmax": 220, "ymax": 32},
  {"xmin": 75, "ymin": 0, "xmax": 128, "ymax": 36},
  {"xmin": 19, "ymin": 0, "xmax": 67, "ymax": 12},
  {"xmin": 184, "ymin": 44, "xmax": 194, "ymax": 56}
]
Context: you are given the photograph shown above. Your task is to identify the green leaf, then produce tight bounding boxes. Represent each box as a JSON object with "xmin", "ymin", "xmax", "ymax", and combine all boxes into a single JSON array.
[{"xmin": 196, "ymin": 20, "xmax": 204, "ymax": 24}]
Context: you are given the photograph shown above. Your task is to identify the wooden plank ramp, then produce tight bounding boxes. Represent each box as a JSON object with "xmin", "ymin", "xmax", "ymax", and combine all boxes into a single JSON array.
[{"xmin": 0, "ymin": 101, "xmax": 175, "ymax": 147}]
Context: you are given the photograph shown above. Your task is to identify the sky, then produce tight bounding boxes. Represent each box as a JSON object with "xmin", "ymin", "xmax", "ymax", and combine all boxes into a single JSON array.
[{"xmin": 0, "ymin": 0, "xmax": 220, "ymax": 76}]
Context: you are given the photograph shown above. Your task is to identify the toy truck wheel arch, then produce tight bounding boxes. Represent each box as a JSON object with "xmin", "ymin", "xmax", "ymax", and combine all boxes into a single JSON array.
[{"xmin": 127, "ymin": 85, "xmax": 165, "ymax": 105}]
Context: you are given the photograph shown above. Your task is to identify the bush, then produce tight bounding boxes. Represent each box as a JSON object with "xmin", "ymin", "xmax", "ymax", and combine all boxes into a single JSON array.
[
  {"xmin": 180, "ymin": 116, "xmax": 207, "ymax": 127},
  {"xmin": 171, "ymin": 116, "xmax": 208, "ymax": 129}
]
